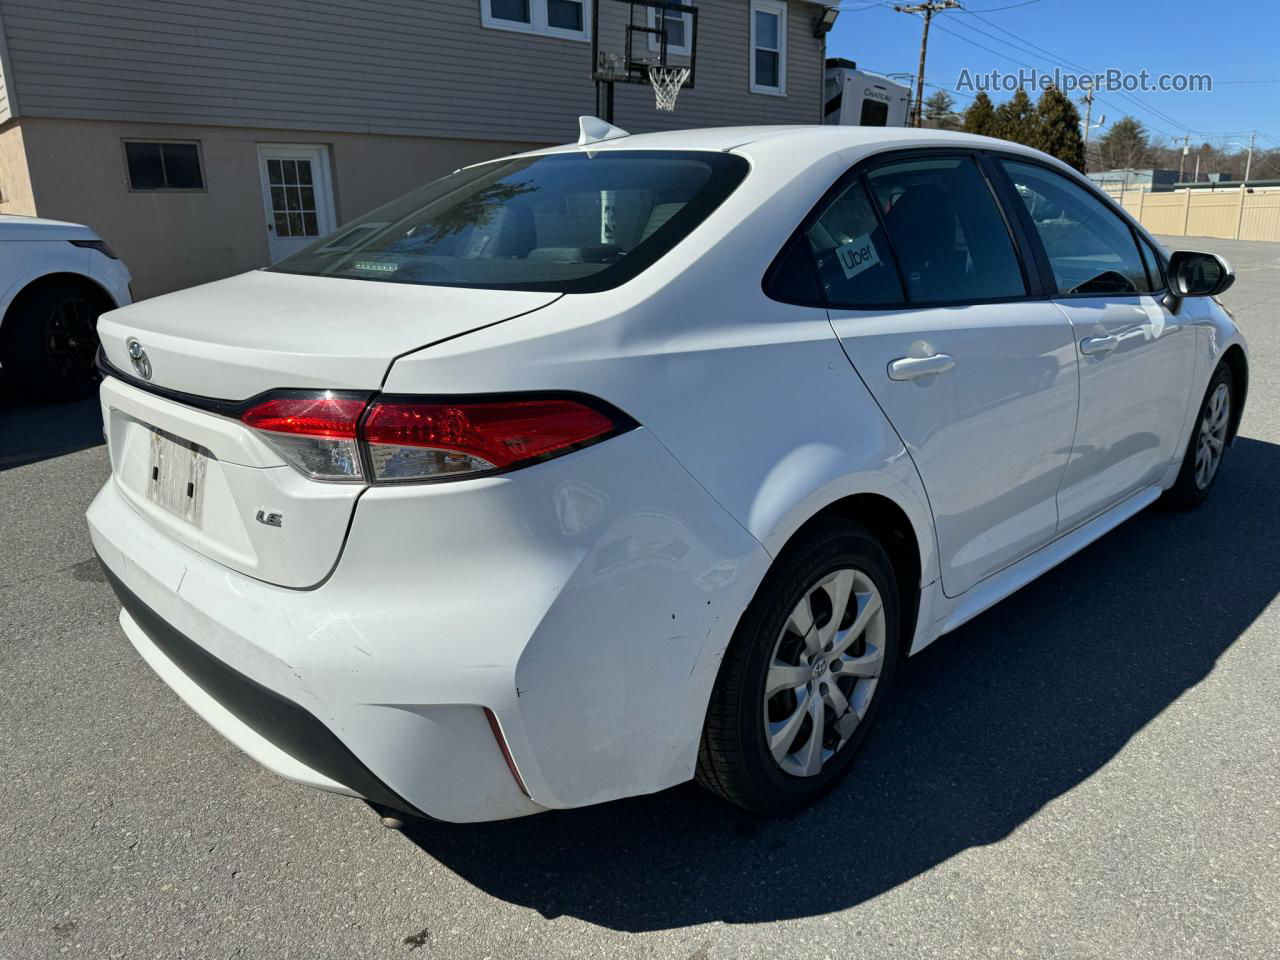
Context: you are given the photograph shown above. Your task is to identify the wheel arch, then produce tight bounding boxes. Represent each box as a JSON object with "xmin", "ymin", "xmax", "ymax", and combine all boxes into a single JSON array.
[
  {"xmin": 1, "ymin": 270, "xmax": 120, "ymax": 333},
  {"xmin": 769, "ymin": 491, "xmax": 928, "ymax": 659},
  {"xmin": 1220, "ymin": 343, "xmax": 1248, "ymax": 444}
]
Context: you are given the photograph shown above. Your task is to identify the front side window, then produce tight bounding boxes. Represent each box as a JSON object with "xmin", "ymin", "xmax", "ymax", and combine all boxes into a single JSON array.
[
  {"xmin": 270, "ymin": 151, "xmax": 748, "ymax": 293},
  {"xmin": 867, "ymin": 156, "xmax": 1026, "ymax": 304},
  {"xmin": 124, "ymin": 141, "xmax": 204, "ymax": 191},
  {"xmin": 1000, "ymin": 159, "xmax": 1152, "ymax": 296},
  {"xmin": 750, "ymin": 0, "xmax": 787, "ymax": 94},
  {"xmin": 482, "ymin": 0, "xmax": 589, "ymax": 39}
]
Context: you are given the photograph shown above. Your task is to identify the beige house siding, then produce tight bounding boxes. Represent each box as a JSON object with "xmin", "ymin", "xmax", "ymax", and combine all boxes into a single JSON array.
[
  {"xmin": 0, "ymin": 3, "xmax": 14, "ymax": 125},
  {"xmin": 0, "ymin": 0, "xmax": 823, "ymax": 143},
  {"xmin": 18, "ymin": 116, "xmax": 539, "ymax": 297},
  {"xmin": 0, "ymin": 120, "xmax": 35, "ymax": 213}
]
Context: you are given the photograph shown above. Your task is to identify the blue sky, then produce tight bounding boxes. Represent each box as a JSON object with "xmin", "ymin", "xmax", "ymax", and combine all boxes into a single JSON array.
[{"xmin": 826, "ymin": 0, "xmax": 1280, "ymax": 150}]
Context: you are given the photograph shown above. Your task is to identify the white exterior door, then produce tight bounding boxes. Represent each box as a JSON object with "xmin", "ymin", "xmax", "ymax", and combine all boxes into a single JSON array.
[
  {"xmin": 995, "ymin": 158, "xmax": 1197, "ymax": 531},
  {"xmin": 815, "ymin": 153, "xmax": 1079, "ymax": 597},
  {"xmin": 257, "ymin": 144, "xmax": 336, "ymax": 263}
]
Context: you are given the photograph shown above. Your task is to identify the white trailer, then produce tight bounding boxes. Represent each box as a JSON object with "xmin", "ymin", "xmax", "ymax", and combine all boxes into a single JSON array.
[{"xmin": 823, "ymin": 59, "xmax": 911, "ymax": 128}]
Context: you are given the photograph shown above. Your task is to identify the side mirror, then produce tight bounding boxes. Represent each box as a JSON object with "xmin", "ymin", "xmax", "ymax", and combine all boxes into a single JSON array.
[{"xmin": 1167, "ymin": 250, "xmax": 1235, "ymax": 298}]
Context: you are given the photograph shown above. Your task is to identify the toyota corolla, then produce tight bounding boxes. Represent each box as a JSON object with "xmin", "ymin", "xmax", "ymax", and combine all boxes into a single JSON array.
[{"xmin": 89, "ymin": 123, "xmax": 1247, "ymax": 822}]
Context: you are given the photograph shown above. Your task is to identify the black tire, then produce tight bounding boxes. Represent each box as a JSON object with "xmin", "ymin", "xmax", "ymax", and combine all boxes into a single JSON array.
[
  {"xmin": 1165, "ymin": 363, "xmax": 1234, "ymax": 509},
  {"xmin": 0, "ymin": 279, "xmax": 106, "ymax": 400},
  {"xmin": 696, "ymin": 519, "xmax": 901, "ymax": 815}
]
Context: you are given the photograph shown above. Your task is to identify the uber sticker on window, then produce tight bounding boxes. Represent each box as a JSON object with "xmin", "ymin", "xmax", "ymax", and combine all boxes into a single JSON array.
[{"xmin": 835, "ymin": 235, "xmax": 880, "ymax": 280}]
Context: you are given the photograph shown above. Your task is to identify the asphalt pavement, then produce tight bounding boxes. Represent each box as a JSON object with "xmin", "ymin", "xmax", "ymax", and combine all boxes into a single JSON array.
[{"xmin": 1, "ymin": 236, "xmax": 1277, "ymax": 959}]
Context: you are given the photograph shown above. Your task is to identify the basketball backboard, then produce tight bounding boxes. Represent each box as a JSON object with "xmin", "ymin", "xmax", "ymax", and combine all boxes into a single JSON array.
[{"xmin": 591, "ymin": 0, "xmax": 699, "ymax": 89}]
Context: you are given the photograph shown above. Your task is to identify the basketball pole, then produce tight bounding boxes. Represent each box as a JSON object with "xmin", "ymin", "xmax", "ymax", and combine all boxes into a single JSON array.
[{"xmin": 596, "ymin": 79, "xmax": 615, "ymax": 124}]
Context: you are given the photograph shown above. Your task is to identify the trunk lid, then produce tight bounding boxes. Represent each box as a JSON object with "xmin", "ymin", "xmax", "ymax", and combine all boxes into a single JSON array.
[
  {"xmin": 97, "ymin": 270, "xmax": 560, "ymax": 588},
  {"xmin": 97, "ymin": 269, "xmax": 560, "ymax": 399}
]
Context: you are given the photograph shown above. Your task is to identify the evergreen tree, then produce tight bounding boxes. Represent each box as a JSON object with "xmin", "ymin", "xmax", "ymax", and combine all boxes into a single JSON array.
[
  {"xmin": 1097, "ymin": 116, "xmax": 1151, "ymax": 171},
  {"xmin": 923, "ymin": 90, "xmax": 958, "ymax": 129},
  {"xmin": 993, "ymin": 88, "xmax": 1040, "ymax": 146},
  {"xmin": 962, "ymin": 91, "xmax": 997, "ymax": 137},
  {"xmin": 1034, "ymin": 86, "xmax": 1085, "ymax": 171}
]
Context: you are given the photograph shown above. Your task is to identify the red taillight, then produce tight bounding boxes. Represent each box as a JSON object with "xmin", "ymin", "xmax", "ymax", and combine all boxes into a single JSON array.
[
  {"xmin": 241, "ymin": 393, "xmax": 367, "ymax": 438},
  {"xmin": 363, "ymin": 398, "xmax": 617, "ymax": 481},
  {"xmin": 240, "ymin": 392, "xmax": 369, "ymax": 482},
  {"xmin": 240, "ymin": 392, "xmax": 628, "ymax": 484}
]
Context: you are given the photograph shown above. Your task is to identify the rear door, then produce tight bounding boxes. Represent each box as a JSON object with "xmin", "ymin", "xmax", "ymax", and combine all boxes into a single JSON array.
[
  {"xmin": 994, "ymin": 157, "xmax": 1197, "ymax": 531},
  {"xmin": 257, "ymin": 144, "xmax": 337, "ymax": 263},
  {"xmin": 817, "ymin": 152, "xmax": 1079, "ymax": 597}
]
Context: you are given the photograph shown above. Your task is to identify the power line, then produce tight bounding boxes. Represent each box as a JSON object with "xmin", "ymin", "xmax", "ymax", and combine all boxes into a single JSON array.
[
  {"xmin": 894, "ymin": 1, "xmax": 962, "ymax": 127},
  {"xmin": 963, "ymin": 0, "xmax": 1046, "ymax": 9},
  {"xmin": 952, "ymin": 7, "xmax": 1191, "ymax": 135},
  {"xmin": 927, "ymin": 18, "xmax": 1176, "ymax": 138}
]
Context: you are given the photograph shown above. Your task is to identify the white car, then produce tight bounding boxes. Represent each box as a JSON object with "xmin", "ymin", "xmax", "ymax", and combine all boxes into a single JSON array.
[
  {"xmin": 88, "ymin": 123, "xmax": 1246, "ymax": 823},
  {"xmin": 0, "ymin": 216, "xmax": 132, "ymax": 398}
]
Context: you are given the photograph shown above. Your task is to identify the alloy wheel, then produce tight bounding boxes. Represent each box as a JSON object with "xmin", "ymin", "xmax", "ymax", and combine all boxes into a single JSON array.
[
  {"xmin": 1194, "ymin": 382, "xmax": 1230, "ymax": 490},
  {"xmin": 45, "ymin": 296, "xmax": 100, "ymax": 382},
  {"xmin": 764, "ymin": 567, "xmax": 886, "ymax": 778}
]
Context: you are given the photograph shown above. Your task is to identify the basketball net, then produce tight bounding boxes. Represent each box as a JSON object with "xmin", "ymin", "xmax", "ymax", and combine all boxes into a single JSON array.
[{"xmin": 648, "ymin": 66, "xmax": 691, "ymax": 112}]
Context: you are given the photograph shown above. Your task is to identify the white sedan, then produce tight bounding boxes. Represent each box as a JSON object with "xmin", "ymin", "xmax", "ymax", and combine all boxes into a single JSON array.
[
  {"xmin": 0, "ymin": 216, "xmax": 132, "ymax": 398},
  {"xmin": 88, "ymin": 123, "xmax": 1246, "ymax": 823}
]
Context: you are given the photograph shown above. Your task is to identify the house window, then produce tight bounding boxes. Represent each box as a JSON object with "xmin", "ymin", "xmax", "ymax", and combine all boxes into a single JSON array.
[
  {"xmin": 750, "ymin": 0, "xmax": 787, "ymax": 95},
  {"xmin": 124, "ymin": 141, "xmax": 204, "ymax": 191},
  {"xmin": 647, "ymin": 3, "xmax": 693, "ymax": 56},
  {"xmin": 481, "ymin": 0, "xmax": 590, "ymax": 40}
]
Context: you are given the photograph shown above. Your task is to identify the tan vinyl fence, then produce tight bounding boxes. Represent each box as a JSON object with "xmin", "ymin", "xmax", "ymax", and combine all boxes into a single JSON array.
[{"xmin": 1102, "ymin": 184, "xmax": 1280, "ymax": 242}]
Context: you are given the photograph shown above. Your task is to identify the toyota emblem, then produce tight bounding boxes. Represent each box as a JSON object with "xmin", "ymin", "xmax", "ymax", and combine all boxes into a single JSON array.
[{"xmin": 126, "ymin": 338, "xmax": 152, "ymax": 381}]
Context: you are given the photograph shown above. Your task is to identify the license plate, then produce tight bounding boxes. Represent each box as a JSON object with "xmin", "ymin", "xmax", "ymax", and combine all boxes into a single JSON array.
[{"xmin": 145, "ymin": 427, "xmax": 207, "ymax": 526}]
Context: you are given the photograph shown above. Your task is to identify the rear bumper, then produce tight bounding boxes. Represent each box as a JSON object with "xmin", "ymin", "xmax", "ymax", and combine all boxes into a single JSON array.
[
  {"xmin": 100, "ymin": 561, "xmax": 422, "ymax": 816},
  {"xmin": 88, "ymin": 425, "xmax": 770, "ymax": 822}
]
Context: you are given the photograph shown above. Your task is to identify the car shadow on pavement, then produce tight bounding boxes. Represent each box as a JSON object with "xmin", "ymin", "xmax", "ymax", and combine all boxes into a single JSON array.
[
  {"xmin": 404, "ymin": 436, "xmax": 1278, "ymax": 931},
  {"xmin": 0, "ymin": 389, "xmax": 103, "ymax": 471}
]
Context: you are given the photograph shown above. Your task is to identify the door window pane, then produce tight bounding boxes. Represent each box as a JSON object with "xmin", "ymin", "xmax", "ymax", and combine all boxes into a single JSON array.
[
  {"xmin": 805, "ymin": 178, "xmax": 905, "ymax": 307},
  {"xmin": 547, "ymin": 0, "xmax": 582, "ymax": 30},
  {"xmin": 1000, "ymin": 159, "xmax": 1150, "ymax": 295},
  {"xmin": 490, "ymin": 0, "xmax": 530, "ymax": 23},
  {"xmin": 868, "ymin": 156, "xmax": 1026, "ymax": 303}
]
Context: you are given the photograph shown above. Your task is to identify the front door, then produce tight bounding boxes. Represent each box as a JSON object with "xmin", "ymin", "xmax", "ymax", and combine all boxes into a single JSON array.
[
  {"xmin": 815, "ymin": 153, "xmax": 1079, "ymax": 597},
  {"xmin": 995, "ymin": 158, "xmax": 1197, "ymax": 531},
  {"xmin": 256, "ymin": 144, "xmax": 337, "ymax": 263}
]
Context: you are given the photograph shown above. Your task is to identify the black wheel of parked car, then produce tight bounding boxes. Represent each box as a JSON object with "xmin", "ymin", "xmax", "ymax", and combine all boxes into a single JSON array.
[
  {"xmin": 696, "ymin": 518, "xmax": 901, "ymax": 815},
  {"xmin": 0, "ymin": 278, "xmax": 107, "ymax": 400},
  {"xmin": 1165, "ymin": 362, "xmax": 1234, "ymax": 509}
]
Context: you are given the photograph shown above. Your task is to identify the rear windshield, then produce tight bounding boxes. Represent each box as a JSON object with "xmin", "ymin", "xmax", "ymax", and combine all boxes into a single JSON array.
[{"xmin": 269, "ymin": 150, "xmax": 749, "ymax": 293}]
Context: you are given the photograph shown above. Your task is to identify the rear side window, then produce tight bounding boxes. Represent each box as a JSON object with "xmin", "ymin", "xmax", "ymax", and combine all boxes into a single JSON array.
[
  {"xmin": 270, "ymin": 151, "xmax": 748, "ymax": 293},
  {"xmin": 1000, "ymin": 159, "xmax": 1152, "ymax": 295},
  {"xmin": 867, "ymin": 156, "xmax": 1026, "ymax": 304},
  {"xmin": 803, "ymin": 178, "xmax": 905, "ymax": 307}
]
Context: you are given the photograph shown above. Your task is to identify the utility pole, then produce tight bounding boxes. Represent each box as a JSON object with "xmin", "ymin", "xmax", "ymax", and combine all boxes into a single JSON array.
[
  {"xmin": 1178, "ymin": 133, "xmax": 1190, "ymax": 183},
  {"xmin": 1080, "ymin": 84, "xmax": 1094, "ymax": 166},
  {"xmin": 894, "ymin": 0, "xmax": 960, "ymax": 128},
  {"xmin": 1244, "ymin": 130, "xmax": 1256, "ymax": 185}
]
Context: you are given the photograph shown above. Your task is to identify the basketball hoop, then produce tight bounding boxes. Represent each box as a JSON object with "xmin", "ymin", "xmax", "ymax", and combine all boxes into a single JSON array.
[{"xmin": 648, "ymin": 65, "xmax": 690, "ymax": 112}]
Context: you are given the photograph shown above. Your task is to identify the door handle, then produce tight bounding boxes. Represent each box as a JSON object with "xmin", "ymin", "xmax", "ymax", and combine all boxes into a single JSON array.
[
  {"xmin": 1079, "ymin": 335, "xmax": 1119, "ymax": 356},
  {"xmin": 887, "ymin": 353, "xmax": 955, "ymax": 381}
]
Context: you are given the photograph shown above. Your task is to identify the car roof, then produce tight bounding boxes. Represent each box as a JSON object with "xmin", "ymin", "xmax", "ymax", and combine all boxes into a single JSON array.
[
  {"xmin": 0, "ymin": 214, "xmax": 98, "ymax": 241},
  {"xmin": 508, "ymin": 124, "xmax": 1070, "ymax": 181}
]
